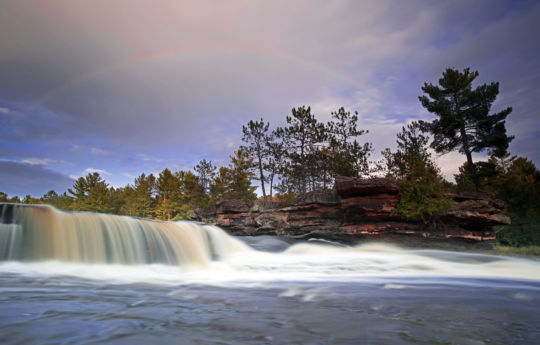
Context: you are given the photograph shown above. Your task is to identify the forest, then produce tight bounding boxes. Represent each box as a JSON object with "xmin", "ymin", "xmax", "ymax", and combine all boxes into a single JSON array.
[{"xmin": 2, "ymin": 68, "xmax": 539, "ymax": 247}]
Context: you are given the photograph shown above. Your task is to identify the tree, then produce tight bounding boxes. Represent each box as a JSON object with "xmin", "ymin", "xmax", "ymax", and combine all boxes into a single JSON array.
[
  {"xmin": 126, "ymin": 173, "xmax": 156, "ymax": 218},
  {"xmin": 155, "ymin": 168, "xmax": 180, "ymax": 220},
  {"xmin": 42, "ymin": 190, "xmax": 59, "ymax": 203},
  {"xmin": 194, "ymin": 159, "xmax": 216, "ymax": 194},
  {"xmin": 276, "ymin": 106, "xmax": 326, "ymax": 194},
  {"xmin": 227, "ymin": 149, "xmax": 257, "ymax": 201},
  {"xmin": 68, "ymin": 172, "xmax": 111, "ymax": 212},
  {"xmin": 326, "ymin": 107, "xmax": 372, "ymax": 178},
  {"xmin": 385, "ymin": 122, "xmax": 451, "ymax": 222},
  {"xmin": 210, "ymin": 166, "xmax": 232, "ymax": 202},
  {"xmin": 175, "ymin": 170, "xmax": 205, "ymax": 219},
  {"xmin": 392, "ymin": 121, "xmax": 432, "ymax": 178},
  {"xmin": 419, "ymin": 68, "xmax": 513, "ymax": 190},
  {"xmin": 264, "ymin": 131, "xmax": 286, "ymax": 201},
  {"xmin": 241, "ymin": 118, "xmax": 270, "ymax": 202}
]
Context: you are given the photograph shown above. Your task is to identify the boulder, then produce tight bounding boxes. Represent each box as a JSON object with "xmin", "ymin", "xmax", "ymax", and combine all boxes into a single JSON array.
[
  {"xmin": 215, "ymin": 199, "xmax": 252, "ymax": 214},
  {"xmin": 293, "ymin": 190, "xmax": 341, "ymax": 206},
  {"xmin": 335, "ymin": 176, "xmax": 398, "ymax": 197}
]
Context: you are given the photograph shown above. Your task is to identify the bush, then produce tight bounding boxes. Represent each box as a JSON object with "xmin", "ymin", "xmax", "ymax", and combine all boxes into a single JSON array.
[
  {"xmin": 393, "ymin": 159, "xmax": 451, "ymax": 223},
  {"xmin": 496, "ymin": 217, "xmax": 540, "ymax": 247}
]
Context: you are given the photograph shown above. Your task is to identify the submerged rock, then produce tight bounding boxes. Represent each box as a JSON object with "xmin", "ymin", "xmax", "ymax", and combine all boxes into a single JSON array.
[{"xmin": 194, "ymin": 177, "xmax": 510, "ymax": 247}]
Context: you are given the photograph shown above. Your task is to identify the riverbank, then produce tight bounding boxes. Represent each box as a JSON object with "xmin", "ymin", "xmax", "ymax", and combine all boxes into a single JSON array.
[
  {"xmin": 493, "ymin": 245, "xmax": 540, "ymax": 257},
  {"xmin": 194, "ymin": 177, "xmax": 511, "ymax": 249}
]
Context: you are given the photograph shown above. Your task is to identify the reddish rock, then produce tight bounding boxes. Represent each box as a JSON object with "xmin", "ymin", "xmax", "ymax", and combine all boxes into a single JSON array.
[
  {"xmin": 293, "ymin": 191, "xmax": 341, "ymax": 206},
  {"xmin": 335, "ymin": 176, "xmax": 398, "ymax": 197},
  {"xmin": 193, "ymin": 177, "xmax": 510, "ymax": 247},
  {"xmin": 215, "ymin": 199, "xmax": 252, "ymax": 214}
]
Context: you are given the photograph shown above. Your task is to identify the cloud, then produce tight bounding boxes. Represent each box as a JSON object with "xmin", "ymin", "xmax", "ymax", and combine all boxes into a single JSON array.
[
  {"xmin": 0, "ymin": 161, "xmax": 74, "ymax": 197},
  {"xmin": 69, "ymin": 168, "xmax": 111, "ymax": 180},
  {"xmin": 0, "ymin": 107, "xmax": 9, "ymax": 114},
  {"xmin": 20, "ymin": 157, "xmax": 69, "ymax": 166},
  {"xmin": 90, "ymin": 147, "xmax": 112, "ymax": 155},
  {"xmin": 0, "ymin": 0, "xmax": 538, "ymax": 195}
]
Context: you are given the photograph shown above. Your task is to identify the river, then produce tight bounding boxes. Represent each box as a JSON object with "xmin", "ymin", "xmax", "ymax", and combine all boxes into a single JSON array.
[{"xmin": 1, "ymin": 204, "xmax": 539, "ymax": 344}]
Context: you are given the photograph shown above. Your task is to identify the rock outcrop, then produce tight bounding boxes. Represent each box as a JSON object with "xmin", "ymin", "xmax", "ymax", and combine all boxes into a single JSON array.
[{"xmin": 194, "ymin": 177, "xmax": 510, "ymax": 247}]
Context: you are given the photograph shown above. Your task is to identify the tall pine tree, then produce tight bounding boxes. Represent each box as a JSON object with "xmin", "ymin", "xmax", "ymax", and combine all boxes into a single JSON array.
[{"xmin": 419, "ymin": 68, "xmax": 513, "ymax": 190}]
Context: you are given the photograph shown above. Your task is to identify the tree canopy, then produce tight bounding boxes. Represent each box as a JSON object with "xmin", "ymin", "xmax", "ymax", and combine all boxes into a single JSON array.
[{"xmin": 419, "ymin": 67, "xmax": 513, "ymax": 190}]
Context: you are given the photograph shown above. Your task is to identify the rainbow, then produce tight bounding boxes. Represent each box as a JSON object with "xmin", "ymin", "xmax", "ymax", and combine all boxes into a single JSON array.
[{"xmin": 38, "ymin": 44, "xmax": 379, "ymax": 103}]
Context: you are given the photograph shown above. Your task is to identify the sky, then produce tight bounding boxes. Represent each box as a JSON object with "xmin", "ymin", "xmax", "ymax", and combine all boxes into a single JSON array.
[{"xmin": 1, "ymin": 0, "xmax": 539, "ymax": 197}]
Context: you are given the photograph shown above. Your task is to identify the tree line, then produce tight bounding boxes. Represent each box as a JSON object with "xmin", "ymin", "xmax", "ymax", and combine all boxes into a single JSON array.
[{"xmin": 1, "ymin": 68, "xmax": 538, "ymax": 246}]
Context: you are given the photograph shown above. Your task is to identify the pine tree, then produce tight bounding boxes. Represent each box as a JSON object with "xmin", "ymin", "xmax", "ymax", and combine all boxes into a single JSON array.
[
  {"xmin": 68, "ymin": 172, "xmax": 111, "ymax": 212},
  {"xmin": 241, "ymin": 118, "xmax": 270, "ymax": 202},
  {"xmin": 326, "ymin": 107, "xmax": 372, "ymax": 178},
  {"xmin": 386, "ymin": 122, "xmax": 451, "ymax": 222},
  {"xmin": 155, "ymin": 168, "xmax": 180, "ymax": 220},
  {"xmin": 132, "ymin": 173, "xmax": 155, "ymax": 218},
  {"xmin": 264, "ymin": 131, "xmax": 286, "ymax": 201},
  {"xmin": 194, "ymin": 159, "xmax": 216, "ymax": 194},
  {"xmin": 227, "ymin": 149, "xmax": 257, "ymax": 200},
  {"xmin": 419, "ymin": 68, "xmax": 513, "ymax": 190},
  {"xmin": 275, "ymin": 106, "xmax": 326, "ymax": 194},
  {"xmin": 210, "ymin": 166, "xmax": 232, "ymax": 202}
]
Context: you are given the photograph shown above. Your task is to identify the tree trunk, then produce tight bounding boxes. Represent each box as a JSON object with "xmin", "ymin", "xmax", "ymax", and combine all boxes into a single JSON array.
[
  {"xmin": 269, "ymin": 170, "xmax": 274, "ymax": 204},
  {"xmin": 459, "ymin": 122, "xmax": 479, "ymax": 191},
  {"xmin": 257, "ymin": 153, "xmax": 266, "ymax": 202}
]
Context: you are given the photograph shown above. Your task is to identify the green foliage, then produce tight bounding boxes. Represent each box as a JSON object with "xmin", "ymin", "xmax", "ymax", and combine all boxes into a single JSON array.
[
  {"xmin": 194, "ymin": 159, "xmax": 216, "ymax": 195},
  {"xmin": 393, "ymin": 161, "xmax": 451, "ymax": 223},
  {"xmin": 493, "ymin": 244, "xmax": 540, "ymax": 256},
  {"xmin": 272, "ymin": 106, "xmax": 372, "ymax": 194},
  {"xmin": 275, "ymin": 106, "xmax": 326, "ymax": 194},
  {"xmin": 241, "ymin": 118, "xmax": 270, "ymax": 201},
  {"xmin": 155, "ymin": 168, "xmax": 180, "ymax": 220},
  {"xmin": 386, "ymin": 122, "xmax": 451, "ymax": 222},
  {"xmin": 455, "ymin": 154, "xmax": 540, "ymax": 246},
  {"xmin": 496, "ymin": 220, "xmax": 540, "ymax": 247},
  {"xmin": 419, "ymin": 67, "xmax": 513, "ymax": 190},
  {"xmin": 68, "ymin": 172, "xmax": 114, "ymax": 213},
  {"xmin": 326, "ymin": 107, "xmax": 372, "ymax": 177},
  {"xmin": 226, "ymin": 150, "xmax": 257, "ymax": 201},
  {"xmin": 264, "ymin": 134, "xmax": 286, "ymax": 201}
]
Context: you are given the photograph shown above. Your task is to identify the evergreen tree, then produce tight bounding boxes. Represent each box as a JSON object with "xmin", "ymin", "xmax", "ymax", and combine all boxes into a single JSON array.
[
  {"xmin": 132, "ymin": 173, "xmax": 155, "ymax": 218},
  {"xmin": 210, "ymin": 166, "xmax": 232, "ymax": 202},
  {"xmin": 42, "ymin": 190, "xmax": 59, "ymax": 203},
  {"xmin": 419, "ymin": 68, "xmax": 513, "ymax": 190},
  {"xmin": 194, "ymin": 159, "xmax": 216, "ymax": 194},
  {"xmin": 68, "ymin": 172, "xmax": 111, "ymax": 212},
  {"xmin": 275, "ymin": 106, "xmax": 325, "ymax": 194},
  {"xmin": 155, "ymin": 168, "xmax": 180, "ymax": 220},
  {"xmin": 241, "ymin": 118, "xmax": 270, "ymax": 202},
  {"xmin": 227, "ymin": 149, "xmax": 257, "ymax": 200},
  {"xmin": 120, "ymin": 185, "xmax": 137, "ymax": 216},
  {"xmin": 326, "ymin": 107, "xmax": 372, "ymax": 177},
  {"xmin": 385, "ymin": 122, "xmax": 451, "ymax": 222},
  {"xmin": 176, "ymin": 170, "xmax": 205, "ymax": 219},
  {"xmin": 391, "ymin": 121, "xmax": 432, "ymax": 178},
  {"xmin": 264, "ymin": 131, "xmax": 286, "ymax": 201}
]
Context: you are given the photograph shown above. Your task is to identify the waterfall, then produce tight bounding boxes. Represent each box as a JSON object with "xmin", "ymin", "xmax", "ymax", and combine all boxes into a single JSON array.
[{"xmin": 0, "ymin": 203, "xmax": 250, "ymax": 266}]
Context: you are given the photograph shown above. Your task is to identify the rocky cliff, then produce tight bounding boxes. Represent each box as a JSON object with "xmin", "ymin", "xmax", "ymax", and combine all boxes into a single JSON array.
[{"xmin": 194, "ymin": 177, "xmax": 510, "ymax": 247}]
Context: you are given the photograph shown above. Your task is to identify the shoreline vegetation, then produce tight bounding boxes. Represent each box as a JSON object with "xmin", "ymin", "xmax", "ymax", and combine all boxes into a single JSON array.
[{"xmin": 2, "ymin": 68, "xmax": 539, "ymax": 251}]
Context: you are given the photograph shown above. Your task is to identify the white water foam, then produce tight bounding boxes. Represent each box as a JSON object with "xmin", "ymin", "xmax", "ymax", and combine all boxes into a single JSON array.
[{"xmin": 1, "ymin": 204, "xmax": 540, "ymax": 287}]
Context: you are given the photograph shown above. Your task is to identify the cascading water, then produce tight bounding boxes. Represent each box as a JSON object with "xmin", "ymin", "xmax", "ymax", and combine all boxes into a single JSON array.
[
  {"xmin": 1, "ymin": 202, "xmax": 540, "ymax": 344},
  {"xmin": 0, "ymin": 203, "xmax": 249, "ymax": 266}
]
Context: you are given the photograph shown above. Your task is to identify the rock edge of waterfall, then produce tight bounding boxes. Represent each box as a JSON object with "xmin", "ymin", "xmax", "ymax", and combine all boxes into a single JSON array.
[{"xmin": 193, "ymin": 177, "xmax": 510, "ymax": 248}]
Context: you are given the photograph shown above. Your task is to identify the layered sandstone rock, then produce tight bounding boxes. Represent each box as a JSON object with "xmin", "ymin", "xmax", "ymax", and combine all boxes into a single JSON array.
[{"xmin": 194, "ymin": 177, "xmax": 510, "ymax": 247}]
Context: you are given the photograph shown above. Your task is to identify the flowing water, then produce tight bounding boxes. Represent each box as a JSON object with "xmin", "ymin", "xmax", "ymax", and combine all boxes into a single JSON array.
[{"xmin": 1, "ymin": 203, "xmax": 539, "ymax": 344}]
